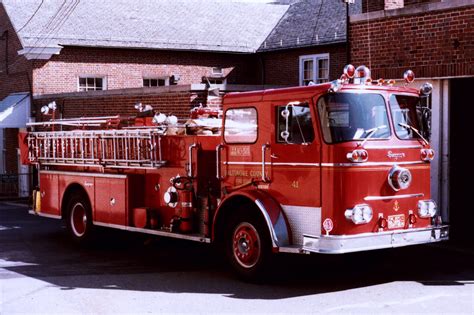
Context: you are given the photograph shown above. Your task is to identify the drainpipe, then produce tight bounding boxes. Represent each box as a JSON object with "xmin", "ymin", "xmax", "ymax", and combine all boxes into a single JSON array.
[{"xmin": 342, "ymin": 1, "xmax": 353, "ymax": 64}]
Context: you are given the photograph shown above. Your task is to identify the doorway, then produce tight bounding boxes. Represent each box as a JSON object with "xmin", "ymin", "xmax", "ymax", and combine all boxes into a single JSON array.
[{"xmin": 449, "ymin": 77, "xmax": 474, "ymax": 243}]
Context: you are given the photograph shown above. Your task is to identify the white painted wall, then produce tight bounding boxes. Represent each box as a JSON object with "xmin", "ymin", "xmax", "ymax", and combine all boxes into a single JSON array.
[{"xmin": 427, "ymin": 79, "xmax": 450, "ymax": 222}]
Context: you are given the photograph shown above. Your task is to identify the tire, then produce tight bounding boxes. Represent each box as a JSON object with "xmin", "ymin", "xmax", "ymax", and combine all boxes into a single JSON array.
[
  {"xmin": 66, "ymin": 191, "xmax": 94, "ymax": 244},
  {"xmin": 225, "ymin": 211, "xmax": 272, "ymax": 282}
]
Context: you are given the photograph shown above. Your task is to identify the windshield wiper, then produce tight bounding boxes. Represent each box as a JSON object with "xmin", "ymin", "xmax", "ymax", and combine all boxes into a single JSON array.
[
  {"xmin": 358, "ymin": 125, "xmax": 387, "ymax": 147},
  {"xmin": 398, "ymin": 123, "xmax": 429, "ymax": 146}
]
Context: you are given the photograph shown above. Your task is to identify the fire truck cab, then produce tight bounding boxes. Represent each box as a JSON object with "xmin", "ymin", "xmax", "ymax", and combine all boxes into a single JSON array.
[{"xmin": 22, "ymin": 65, "xmax": 449, "ymax": 280}]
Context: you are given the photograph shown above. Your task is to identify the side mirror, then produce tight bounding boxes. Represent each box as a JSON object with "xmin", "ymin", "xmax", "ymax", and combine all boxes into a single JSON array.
[
  {"xmin": 280, "ymin": 101, "xmax": 301, "ymax": 144},
  {"xmin": 280, "ymin": 108, "xmax": 290, "ymax": 142}
]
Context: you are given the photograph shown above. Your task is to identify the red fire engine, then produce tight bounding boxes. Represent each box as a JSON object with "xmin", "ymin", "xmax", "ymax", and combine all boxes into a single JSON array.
[{"xmin": 20, "ymin": 65, "xmax": 449, "ymax": 280}]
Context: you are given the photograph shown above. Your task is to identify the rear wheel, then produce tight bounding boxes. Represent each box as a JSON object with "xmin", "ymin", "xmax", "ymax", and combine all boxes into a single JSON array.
[
  {"xmin": 66, "ymin": 192, "xmax": 94, "ymax": 244},
  {"xmin": 226, "ymin": 212, "xmax": 271, "ymax": 281}
]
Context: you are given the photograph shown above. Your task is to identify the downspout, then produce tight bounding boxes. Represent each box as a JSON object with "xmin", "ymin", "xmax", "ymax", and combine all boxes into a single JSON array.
[{"xmin": 346, "ymin": 2, "xmax": 350, "ymax": 64}]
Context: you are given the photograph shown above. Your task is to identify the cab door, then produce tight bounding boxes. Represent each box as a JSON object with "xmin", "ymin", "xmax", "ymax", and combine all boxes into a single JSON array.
[
  {"xmin": 220, "ymin": 105, "xmax": 266, "ymax": 190},
  {"xmin": 268, "ymin": 99, "xmax": 322, "ymax": 207}
]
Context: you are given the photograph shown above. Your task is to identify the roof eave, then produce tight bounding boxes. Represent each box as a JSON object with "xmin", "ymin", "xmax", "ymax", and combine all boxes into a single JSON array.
[
  {"xmin": 51, "ymin": 43, "xmax": 257, "ymax": 54},
  {"xmin": 18, "ymin": 46, "xmax": 63, "ymax": 60},
  {"xmin": 257, "ymin": 39, "xmax": 347, "ymax": 53}
]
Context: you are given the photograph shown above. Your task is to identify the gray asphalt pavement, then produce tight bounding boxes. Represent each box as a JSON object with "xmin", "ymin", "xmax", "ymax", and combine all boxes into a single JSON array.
[{"xmin": 0, "ymin": 201, "xmax": 473, "ymax": 314}]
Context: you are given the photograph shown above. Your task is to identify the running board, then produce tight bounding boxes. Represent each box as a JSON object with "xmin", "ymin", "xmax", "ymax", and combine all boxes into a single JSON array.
[
  {"xmin": 29, "ymin": 209, "xmax": 61, "ymax": 219},
  {"xmin": 28, "ymin": 209, "xmax": 210, "ymax": 243},
  {"xmin": 93, "ymin": 221, "xmax": 211, "ymax": 243}
]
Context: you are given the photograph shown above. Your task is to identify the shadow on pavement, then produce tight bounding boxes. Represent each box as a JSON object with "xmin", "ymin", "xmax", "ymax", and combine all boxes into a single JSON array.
[{"xmin": 1, "ymin": 202, "xmax": 473, "ymax": 300}]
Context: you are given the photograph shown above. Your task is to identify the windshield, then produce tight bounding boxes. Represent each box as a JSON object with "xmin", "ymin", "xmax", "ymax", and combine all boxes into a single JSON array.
[
  {"xmin": 389, "ymin": 94, "xmax": 422, "ymax": 140},
  {"xmin": 317, "ymin": 93, "xmax": 390, "ymax": 143}
]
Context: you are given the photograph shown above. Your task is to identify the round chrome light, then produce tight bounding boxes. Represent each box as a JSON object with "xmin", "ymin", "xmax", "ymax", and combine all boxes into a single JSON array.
[
  {"xmin": 420, "ymin": 82, "xmax": 433, "ymax": 95},
  {"xmin": 388, "ymin": 165, "xmax": 412, "ymax": 191},
  {"xmin": 345, "ymin": 204, "xmax": 373, "ymax": 225}
]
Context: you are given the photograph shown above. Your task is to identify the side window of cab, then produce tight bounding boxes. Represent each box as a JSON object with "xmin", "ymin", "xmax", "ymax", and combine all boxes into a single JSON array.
[
  {"xmin": 224, "ymin": 107, "xmax": 258, "ymax": 143},
  {"xmin": 275, "ymin": 102, "xmax": 315, "ymax": 144}
]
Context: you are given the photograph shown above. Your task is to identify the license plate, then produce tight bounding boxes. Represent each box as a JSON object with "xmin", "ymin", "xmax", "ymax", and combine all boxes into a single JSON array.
[{"xmin": 388, "ymin": 214, "xmax": 405, "ymax": 229}]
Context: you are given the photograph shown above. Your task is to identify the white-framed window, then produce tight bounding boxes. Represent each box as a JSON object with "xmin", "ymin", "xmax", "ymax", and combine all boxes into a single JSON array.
[
  {"xmin": 299, "ymin": 54, "xmax": 329, "ymax": 86},
  {"xmin": 212, "ymin": 67, "xmax": 224, "ymax": 76},
  {"xmin": 78, "ymin": 77, "xmax": 106, "ymax": 92},
  {"xmin": 143, "ymin": 77, "xmax": 169, "ymax": 87}
]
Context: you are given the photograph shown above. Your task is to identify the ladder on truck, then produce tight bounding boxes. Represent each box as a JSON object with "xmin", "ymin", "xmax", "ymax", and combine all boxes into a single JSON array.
[{"xmin": 27, "ymin": 129, "xmax": 166, "ymax": 170}]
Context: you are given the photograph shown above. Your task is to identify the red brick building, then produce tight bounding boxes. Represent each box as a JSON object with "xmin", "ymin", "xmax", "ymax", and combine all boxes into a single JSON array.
[
  {"xmin": 0, "ymin": 0, "xmax": 353, "ymax": 178},
  {"xmin": 0, "ymin": 0, "xmax": 283, "ymax": 176},
  {"xmin": 350, "ymin": 0, "xmax": 474, "ymax": 241}
]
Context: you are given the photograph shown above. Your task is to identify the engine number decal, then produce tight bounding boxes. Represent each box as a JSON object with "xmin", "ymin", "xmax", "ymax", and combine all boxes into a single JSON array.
[
  {"xmin": 230, "ymin": 146, "xmax": 251, "ymax": 157},
  {"xmin": 388, "ymin": 214, "xmax": 405, "ymax": 229}
]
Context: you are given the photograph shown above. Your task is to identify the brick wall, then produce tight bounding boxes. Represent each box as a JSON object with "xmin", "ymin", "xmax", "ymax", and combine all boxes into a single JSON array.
[
  {"xmin": 33, "ymin": 89, "xmax": 212, "ymax": 122},
  {"xmin": 0, "ymin": 5, "xmax": 33, "ymax": 173},
  {"xmin": 32, "ymin": 47, "xmax": 260, "ymax": 96},
  {"xmin": 350, "ymin": 6, "xmax": 474, "ymax": 79},
  {"xmin": 0, "ymin": 5, "xmax": 33, "ymax": 100},
  {"xmin": 259, "ymin": 44, "xmax": 347, "ymax": 86},
  {"xmin": 361, "ymin": 0, "xmax": 439, "ymax": 13}
]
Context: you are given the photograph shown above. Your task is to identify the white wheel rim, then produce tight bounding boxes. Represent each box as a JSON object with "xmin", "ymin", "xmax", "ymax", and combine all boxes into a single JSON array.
[{"xmin": 71, "ymin": 202, "xmax": 87, "ymax": 237}]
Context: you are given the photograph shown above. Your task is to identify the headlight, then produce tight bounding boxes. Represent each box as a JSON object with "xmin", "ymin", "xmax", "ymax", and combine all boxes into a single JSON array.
[
  {"xmin": 418, "ymin": 200, "xmax": 437, "ymax": 218},
  {"xmin": 345, "ymin": 204, "xmax": 373, "ymax": 224},
  {"xmin": 388, "ymin": 165, "xmax": 412, "ymax": 191}
]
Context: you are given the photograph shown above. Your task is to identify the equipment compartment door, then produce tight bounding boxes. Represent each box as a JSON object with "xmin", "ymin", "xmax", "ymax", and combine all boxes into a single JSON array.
[
  {"xmin": 39, "ymin": 172, "xmax": 60, "ymax": 216},
  {"xmin": 94, "ymin": 176, "xmax": 127, "ymax": 226}
]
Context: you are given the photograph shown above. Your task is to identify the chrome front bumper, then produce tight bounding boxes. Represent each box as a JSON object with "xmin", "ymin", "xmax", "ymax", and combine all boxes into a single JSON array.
[{"xmin": 301, "ymin": 225, "xmax": 449, "ymax": 254}]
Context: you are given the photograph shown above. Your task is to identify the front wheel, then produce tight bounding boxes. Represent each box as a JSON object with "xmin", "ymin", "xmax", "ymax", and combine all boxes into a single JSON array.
[
  {"xmin": 66, "ymin": 192, "xmax": 94, "ymax": 244},
  {"xmin": 226, "ymin": 214, "xmax": 271, "ymax": 281}
]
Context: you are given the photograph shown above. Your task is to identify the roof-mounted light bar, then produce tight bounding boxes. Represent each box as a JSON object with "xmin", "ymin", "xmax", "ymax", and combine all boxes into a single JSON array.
[
  {"xmin": 354, "ymin": 65, "xmax": 372, "ymax": 85},
  {"xmin": 340, "ymin": 65, "xmax": 423, "ymax": 88}
]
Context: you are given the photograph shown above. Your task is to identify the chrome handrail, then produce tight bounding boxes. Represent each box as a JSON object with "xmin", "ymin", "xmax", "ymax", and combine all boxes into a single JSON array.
[
  {"xmin": 262, "ymin": 143, "xmax": 270, "ymax": 182},
  {"xmin": 216, "ymin": 143, "xmax": 224, "ymax": 180},
  {"xmin": 188, "ymin": 143, "xmax": 199, "ymax": 177}
]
